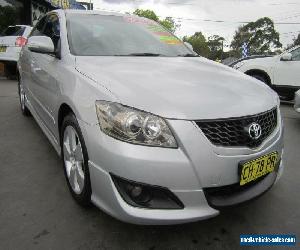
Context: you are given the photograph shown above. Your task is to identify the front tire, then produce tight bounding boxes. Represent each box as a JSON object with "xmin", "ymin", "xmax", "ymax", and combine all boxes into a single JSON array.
[
  {"xmin": 251, "ymin": 74, "xmax": 268, "ymax": 85},
  {"xmin": 61, "ymin": 113, "xmax": 92, "ymax": 206}
]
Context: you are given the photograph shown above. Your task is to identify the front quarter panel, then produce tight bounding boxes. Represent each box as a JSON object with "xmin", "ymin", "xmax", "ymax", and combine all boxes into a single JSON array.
[
  {"xmin": 57, "ymin": 59, "xmax": 119, "ymax": 128},
  {"xmin": 237, "ymin": 58, "xmax": 276, "ymax": 82}
]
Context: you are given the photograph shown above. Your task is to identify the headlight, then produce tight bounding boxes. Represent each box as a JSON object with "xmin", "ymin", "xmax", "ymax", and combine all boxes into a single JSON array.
[
  {"xmin": 233, "ymin": 61, "xmax": 245, "ymax": 69},
  {"xmin": 95, "ymin": 101, "xmax": 177, "ymax": 148}
]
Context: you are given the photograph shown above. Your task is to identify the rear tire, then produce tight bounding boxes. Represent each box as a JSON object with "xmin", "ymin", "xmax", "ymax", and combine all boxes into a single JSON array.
[
  {"xmin": 61, "ymin": 113, "xmax": 92, "ymax": 207},
  {"xmin": 5, "ymin": 63, "xmax": 17, "ymax": 80},
  {"xmin": 18, "ymin": 75, "xmax": 31, "ymax": 116}
]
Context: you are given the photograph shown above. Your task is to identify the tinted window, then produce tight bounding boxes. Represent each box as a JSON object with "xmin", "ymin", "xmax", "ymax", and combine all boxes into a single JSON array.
[
  {"xmin": 1, "ymin": 26, "xmax": 25, "ymax": 36},
  {"xmin": 43, "ymin": 14, "xmax": 60, "ymax": 50},
  {"xmin": 31, "ymin": 16, "xmax": 47, "ymax": 37},
  {"xmin": 67, "ymin": 14, "xmax": 192, "ymax": 57},
  {"xmin": 291, "ymin": 48, "xmax": 300, "ymax": 61}
]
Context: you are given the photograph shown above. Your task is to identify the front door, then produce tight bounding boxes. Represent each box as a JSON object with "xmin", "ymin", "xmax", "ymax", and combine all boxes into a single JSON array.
[{"xmin": 29, "ymin": 14, "xmax": 61, "ymax": 140}]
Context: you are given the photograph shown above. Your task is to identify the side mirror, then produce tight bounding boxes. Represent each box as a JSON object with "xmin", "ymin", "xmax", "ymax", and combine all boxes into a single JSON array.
[
  {"xmin": 280, "ymin": 52, "xmax": 292, "ymax": 61},
  {"xmin": 184, "ymin": 42, "xmax": 195, "ymax": 53},
  {"xmin": 27, "ymin": 36, "xmax": 54, "ymax": 54}
]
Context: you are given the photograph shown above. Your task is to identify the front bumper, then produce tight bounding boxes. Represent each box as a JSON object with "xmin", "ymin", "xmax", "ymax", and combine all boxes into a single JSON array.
[
  {"xmin": 79, "ymin": 111, "xmax": 284, "ymax": 225},
  {"xmin": 204, "ymin": 159, "xmax": 282, "ymax": 208},
  {"xmin": 294, "ymin": 90, "xmax": 300, "ymax": 113}
]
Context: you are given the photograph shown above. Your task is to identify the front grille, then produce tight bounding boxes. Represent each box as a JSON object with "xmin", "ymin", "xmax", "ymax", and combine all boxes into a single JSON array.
[{"xmin": 196, "ymin": 107, "xmax": 278, "ymax": 148}]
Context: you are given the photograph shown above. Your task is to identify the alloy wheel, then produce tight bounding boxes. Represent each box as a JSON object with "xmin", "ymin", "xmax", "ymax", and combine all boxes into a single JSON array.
[
  {"xmin": 19, "ymin": 79, "xmax": 26, "ymax": 111},
  {"xmin": 63, "ymin": 126, "xmax": 85, "ymax": 194}
]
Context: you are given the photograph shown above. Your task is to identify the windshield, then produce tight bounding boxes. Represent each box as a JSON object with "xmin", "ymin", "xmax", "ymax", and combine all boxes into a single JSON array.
[{"xmin": 67, "ymin": 14, "xmax": 193, "ymax": 57}]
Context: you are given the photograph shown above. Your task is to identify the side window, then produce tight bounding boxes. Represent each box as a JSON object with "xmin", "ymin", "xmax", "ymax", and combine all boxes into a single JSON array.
[
  {"xmin": 43, "ymin": 14, "xmax": 61, "ymax": 51},
  {"xmin": 30, "ymin": 16, "xmax": 47, "ymax": 37},
  {"xmin": 291, "ymin": 48, "xmax": 300, "ymax": 61}
]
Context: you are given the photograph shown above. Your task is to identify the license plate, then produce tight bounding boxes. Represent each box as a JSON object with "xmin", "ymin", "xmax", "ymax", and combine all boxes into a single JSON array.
[
  {"xmin": 239, "ymin": 152, "xmax": 278, "ymax": 186},
  {"xmin": 0, "ymin": 46, "xmax": 6, "ymax": 52}
]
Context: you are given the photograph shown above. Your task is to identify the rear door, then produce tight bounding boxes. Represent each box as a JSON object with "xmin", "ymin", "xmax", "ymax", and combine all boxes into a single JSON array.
[
  {"xmin": 274, "ymin": 47, "xmax": 300, "ymax": 87},
  {"xmin": 20, "ymin": 17, "xmax": 47, "ymax": 111}
]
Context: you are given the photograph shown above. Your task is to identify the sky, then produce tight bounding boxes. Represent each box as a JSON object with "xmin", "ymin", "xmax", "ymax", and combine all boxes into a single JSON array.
[{"xmin": 83, "ymin": 0, "xmax": 300, "ymax": 49}]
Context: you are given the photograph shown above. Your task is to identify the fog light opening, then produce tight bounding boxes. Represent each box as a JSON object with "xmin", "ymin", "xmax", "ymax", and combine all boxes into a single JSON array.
[{"xmin": 111, "ymin": 174, "xmax": 184, "ymax": 209}]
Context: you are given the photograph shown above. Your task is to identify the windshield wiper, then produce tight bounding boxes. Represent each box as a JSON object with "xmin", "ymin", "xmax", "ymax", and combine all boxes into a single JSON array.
[
  {"xmin": 115, "ymin": 53, "xmax": 164, "ymax": 57},
  {"xmin": 177, "ymin": 53, "xmax": 199, "ymax": 57}
]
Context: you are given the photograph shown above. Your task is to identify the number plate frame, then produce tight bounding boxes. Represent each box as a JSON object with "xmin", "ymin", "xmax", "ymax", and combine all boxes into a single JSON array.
[{"xmin": 239, "ymin": 152, "xmax": 279, "ymax": 186}]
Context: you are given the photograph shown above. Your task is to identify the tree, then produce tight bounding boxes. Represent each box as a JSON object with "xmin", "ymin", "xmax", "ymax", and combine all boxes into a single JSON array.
[
  {"xmin": 207, "ymin": 35, "xmax": 225, "ymax": 60},
  {"xmin": 231, "ymin": 17, "xmax": 282, "ymax": 56},
  {"xmin": 159, "ymin": 17, "xmax": 180, "ymax": 34},
  {"xmin": 183, "ymin": 32, "xmax": 210, "ymax": 58},
  {"xmin": 133, "ymin": 9, "xmax": 159, "ymax": 22},
  {"xmin": 133, "ymin": 9, "xmax": 179, "ymax": 33},
  {"xmin": 223, "ymin": 50, "xmax": 240, "ymax": 59},
  {"xmin": 293, "ymin": 33, "xmax": 300, "ymax": 47},
  {"xmin": 286, "ymin": 34, "xmax": 300, "ymax": 50}
]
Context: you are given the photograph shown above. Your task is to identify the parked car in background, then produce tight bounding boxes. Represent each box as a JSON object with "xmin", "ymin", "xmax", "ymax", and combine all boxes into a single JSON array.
[
  {"xmin": 294, "ymin": 90, "xmax": 300, "ymax": 113},
  {"xmin": 0, "ymin": 25, "xmax": 32, "ymax": 79},
  {"xmin": 230, "ymin": 46, "xmax": 300, "ymax": 101},
  {"xmin": 18, "ymin": 10, "xmax": 284, "ymax": 225}
]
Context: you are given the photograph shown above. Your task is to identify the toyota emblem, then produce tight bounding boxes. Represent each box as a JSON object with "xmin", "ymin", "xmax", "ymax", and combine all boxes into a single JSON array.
[{"xmin": 248, "ymin": 122, "xmax": 262, "ymax": 140}]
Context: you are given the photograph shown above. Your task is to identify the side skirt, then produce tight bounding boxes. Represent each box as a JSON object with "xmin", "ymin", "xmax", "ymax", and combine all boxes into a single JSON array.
[{"xmin": 26, "ymin": 98, "xmax": 61, "ymax": 157}]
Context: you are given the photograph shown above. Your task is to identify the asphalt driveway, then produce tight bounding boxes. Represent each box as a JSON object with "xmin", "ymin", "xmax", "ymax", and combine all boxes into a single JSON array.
[{"xmin": 0, "ymin": 78, "xmax": 299, "ymax": 250}]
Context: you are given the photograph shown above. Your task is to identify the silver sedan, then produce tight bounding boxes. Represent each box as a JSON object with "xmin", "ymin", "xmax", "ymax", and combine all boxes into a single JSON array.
[{"xmin": 18, "ymin": 9, "xmax": 284, "ymax": 225}]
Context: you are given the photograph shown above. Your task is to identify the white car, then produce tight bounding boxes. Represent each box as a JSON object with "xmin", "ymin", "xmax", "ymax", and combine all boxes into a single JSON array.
[
  {"xmin": 18, "ymin": 10, "xmax": 284, "ymax": 225},
  {"xmin": 0, "ymin": 25, "xmax": 32, "ymax": 78},
  {"xmin": 231, "ymin": 46, "xmax": 300, "ymax": 100}
]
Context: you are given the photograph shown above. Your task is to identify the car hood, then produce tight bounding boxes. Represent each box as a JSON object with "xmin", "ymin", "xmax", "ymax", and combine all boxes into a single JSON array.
[
  {"xmin": 246, "ymin": 56, "xmax": 277, "ymax": 64},
  {"xmin": 75, "ymin": 56, "xmax": 278, "ymax": 120}
]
